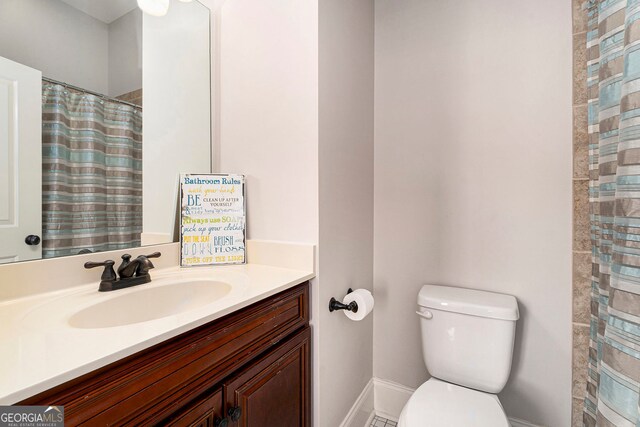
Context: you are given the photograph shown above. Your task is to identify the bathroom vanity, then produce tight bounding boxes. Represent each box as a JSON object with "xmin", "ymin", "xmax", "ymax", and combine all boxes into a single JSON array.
[
  {"xmin": 19, "ymin": 282, "xmax": 310, "ymax": 426},
  {"xmin": 0, "ymin": 241, "xmax": 315, "ymax": 426}
]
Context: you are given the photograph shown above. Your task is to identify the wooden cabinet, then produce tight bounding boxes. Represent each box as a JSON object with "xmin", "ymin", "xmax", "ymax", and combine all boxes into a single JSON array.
[
  {"xmin": 164, "ymin": 388, "xmax": 224, "ymax": 427},
  {"xmin": 224, "ymin": 327, "xmax": 310, "ymax": 427},
  {"xmin": 19, "ymin": 282, "xmax": 310, "ymax": 427}
]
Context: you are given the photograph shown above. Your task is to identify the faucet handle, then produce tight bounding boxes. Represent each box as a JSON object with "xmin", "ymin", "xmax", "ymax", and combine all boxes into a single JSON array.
[
  {"xmin": 142, "ymin": 252, "xmax": 161, "ymax": 259},
  {"xmin": 84, "ymin": 259, "xmax": 115, "ymax": 269},
  {"xmin": 135, "ymin": 253, "xmax": 160, "ymax": 277},
  {"xmin": 84, "ymin": 260, "xmax": 117, "ymax": 283}
]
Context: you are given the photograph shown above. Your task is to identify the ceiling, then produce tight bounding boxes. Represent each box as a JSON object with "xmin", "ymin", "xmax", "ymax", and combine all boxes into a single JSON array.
[{"xmin": 58, "ymin": 0, "xmax": 138, "ymax": 24}]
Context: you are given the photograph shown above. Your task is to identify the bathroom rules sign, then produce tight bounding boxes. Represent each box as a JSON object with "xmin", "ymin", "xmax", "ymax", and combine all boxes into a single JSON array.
[{"xmin": 179, "ymin": 173, "xmax": 246, "ymax": 266}]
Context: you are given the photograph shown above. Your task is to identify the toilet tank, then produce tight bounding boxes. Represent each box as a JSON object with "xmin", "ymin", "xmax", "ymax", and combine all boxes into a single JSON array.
[{"xmin": 417, "ymin": 285, "xmax": 519, "ymax": 394}]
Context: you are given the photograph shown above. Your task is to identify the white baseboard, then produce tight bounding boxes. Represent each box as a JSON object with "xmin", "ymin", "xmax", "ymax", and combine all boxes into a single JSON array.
[
  {"xmin": 339, "ymin": 378, "xmax": 375, "ymax": 427},
  {"xmin": 373, "ymin": 378, "xmax": 414, "ymax": 421},
  {"xmin": 341, "ymin": 377, "xmax": 544, "ymax": 427},
  {"xmin": 509, "ymin": 418, "xmax": 545, "ymax": 427},
  {"xmin": 365, "ymin": 411, "xmax": 376, "ymax": 426}
]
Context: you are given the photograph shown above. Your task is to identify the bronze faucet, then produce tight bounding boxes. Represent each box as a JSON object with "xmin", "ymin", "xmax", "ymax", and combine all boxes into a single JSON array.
[{"xmin": 85, "ymin": 252, "xmax": 161, "ymax": 292}]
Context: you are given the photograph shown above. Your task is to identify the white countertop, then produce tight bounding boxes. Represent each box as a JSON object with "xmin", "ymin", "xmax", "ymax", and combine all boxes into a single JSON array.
[{"xmin": 0, "ymin": 263, "xmax": 314, "ymax": 404}]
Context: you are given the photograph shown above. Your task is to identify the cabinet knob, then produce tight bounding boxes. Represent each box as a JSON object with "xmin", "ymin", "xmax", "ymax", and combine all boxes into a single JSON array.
[
  {"xmin": 228, "ymin": 406, "xmax": 242, "ymax": 422},
  {"xmin": 214, "ymin": 416, "xmax": 229, "ymax": 427},
  {"xmin": 25, "ymin": 235, "xmax": 41, "ymax": 246}
]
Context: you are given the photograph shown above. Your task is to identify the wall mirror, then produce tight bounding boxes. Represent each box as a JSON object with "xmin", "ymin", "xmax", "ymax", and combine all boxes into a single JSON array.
[{"xmin": 0, "ymin": 0, "xmax": 212, "ymax": 264}]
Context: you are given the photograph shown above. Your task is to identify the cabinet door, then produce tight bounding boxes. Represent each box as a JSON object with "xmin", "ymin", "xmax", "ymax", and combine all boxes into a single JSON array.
[
  {"xmin": 224, "ymin": 327, "xmax": 311, "ymax": 427},
  {"xmin": 164, "ymin": 387, "xmax": 226, "ymax": 427}
]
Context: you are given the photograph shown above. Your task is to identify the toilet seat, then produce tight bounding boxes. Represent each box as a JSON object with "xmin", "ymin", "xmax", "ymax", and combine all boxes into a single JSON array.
[{"xmin": 398, "ymin": 378, "xmax": 510, "ymax": 427}]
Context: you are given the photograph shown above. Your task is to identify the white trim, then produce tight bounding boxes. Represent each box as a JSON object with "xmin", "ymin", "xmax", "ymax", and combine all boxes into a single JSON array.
[
  {"xmin": 373, "ymin": 378, "xmax": 414, "ymax": 421},
  {"xmin": 339, "ymin": 378, "xmax": 375, "ymax": 427},
  {"xmin": 365, "ymin": 411, "xmax": 376, "ymax": 426},
  {"xmin": 508, "ymin": 417, "xmax": 546, "ymax": 427}
]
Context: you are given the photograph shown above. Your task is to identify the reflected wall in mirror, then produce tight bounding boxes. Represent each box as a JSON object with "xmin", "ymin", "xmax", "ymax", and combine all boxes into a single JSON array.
[{"xmin": 0, "ymin": 0, "xmax": 211, "ymax": 264}]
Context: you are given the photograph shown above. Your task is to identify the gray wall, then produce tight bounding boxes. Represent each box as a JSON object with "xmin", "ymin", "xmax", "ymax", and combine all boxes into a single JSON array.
[
  {"xmin": 218, "ymin": 0, "xmax": 321, "ymax": 421},
  {"xmin": 219, "ymin": 1, "xmax": 375, "ymax": 426},
  {"xmin": 143, "ymin": 0, "xmax": 211, "ymax": 242},
  {"xmin": 373, "ymin": 1, "xmax": 572, "ymax": 426},
  {"xmin": 109, "ymin": 9, "xmax": 142, "ymax": 97},
  {"xmin": 0, "ymin": 0, "xmax": 109, "ymax": 94},
  {"xmin": 319, "ymin": 0, "xmax": 374, "ymax": 425},
  {"xmin": 219, "ymin": 0, "xmax": 319, "ymax": 243},
  {"xmin": 0, "ymin": 0, "xmax": 141, "ymax": 97}
]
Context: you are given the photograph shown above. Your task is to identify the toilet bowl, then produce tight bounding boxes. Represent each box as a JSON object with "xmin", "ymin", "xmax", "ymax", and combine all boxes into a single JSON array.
[
  {"xmin": 398, "ymin": 378, "xmax": 510, "ymax": 427},
  {"xmin": 398, "ymin": 285, "xmax": 519, "ymax": 427}
]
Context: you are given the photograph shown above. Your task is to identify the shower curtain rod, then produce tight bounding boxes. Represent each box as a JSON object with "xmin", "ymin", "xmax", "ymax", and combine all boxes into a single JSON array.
[{"xmin": 42, "ymin": 77, "xmax": 141, "ymax": 109}]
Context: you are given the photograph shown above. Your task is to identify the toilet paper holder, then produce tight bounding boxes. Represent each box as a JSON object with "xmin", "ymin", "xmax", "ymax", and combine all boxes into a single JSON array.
[{"xmin": 329, "ymin": 288, "xmax": 359, "ymax": 313}]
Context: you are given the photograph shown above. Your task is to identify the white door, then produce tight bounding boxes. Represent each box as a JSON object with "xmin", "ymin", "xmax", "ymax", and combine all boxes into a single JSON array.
[{"xmin": 0, "ymin": 56, "xmax": 42, "ymax": 263}]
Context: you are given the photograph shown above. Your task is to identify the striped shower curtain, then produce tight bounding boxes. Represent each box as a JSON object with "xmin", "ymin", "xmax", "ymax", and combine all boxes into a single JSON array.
[
  {"xmin": 584, "ymin": 0, "xmax": 640, "ymax": 425},
  {"xmin": 42, "ymin": 83, "xmax": 142, "ymax": 258}
]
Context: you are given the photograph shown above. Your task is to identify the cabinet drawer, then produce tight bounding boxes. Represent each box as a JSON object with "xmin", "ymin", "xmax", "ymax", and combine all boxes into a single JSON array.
[{"xmin": 20, "ymin": 282, "xmax": 309, "ymax": 426}]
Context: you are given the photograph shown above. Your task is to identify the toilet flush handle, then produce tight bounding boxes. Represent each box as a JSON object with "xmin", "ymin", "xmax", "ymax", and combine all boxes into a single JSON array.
[{"xmin": 416, "ymin": 309, "xmax": 433, "ymax": 320}]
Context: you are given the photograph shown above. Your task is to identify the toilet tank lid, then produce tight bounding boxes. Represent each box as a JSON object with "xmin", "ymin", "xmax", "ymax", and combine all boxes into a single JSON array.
[{"xmin": 418, "ymin": 285, "xmax": 519, "ymax": 321}]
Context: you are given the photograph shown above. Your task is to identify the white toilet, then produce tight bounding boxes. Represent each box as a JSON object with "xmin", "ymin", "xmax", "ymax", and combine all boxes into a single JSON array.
[{"xmin": 398, "ymin": 285, "xmax": 519, "ymax": 427}]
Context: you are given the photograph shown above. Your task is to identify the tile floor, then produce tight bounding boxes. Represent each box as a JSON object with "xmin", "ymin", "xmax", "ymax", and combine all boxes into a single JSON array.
[{"xmin": 370, "ymin": 415, "xmax": 397, "ymax": 427}]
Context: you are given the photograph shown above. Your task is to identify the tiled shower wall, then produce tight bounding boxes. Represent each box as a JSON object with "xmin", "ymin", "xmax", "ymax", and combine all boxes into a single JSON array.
[
  {"xmin": 572, "ymin": 1, "xmax": 591, "ymax": 426},
  {"xmin": 116, "ymin": 88, "xmax": 142, "ymax": 107}
]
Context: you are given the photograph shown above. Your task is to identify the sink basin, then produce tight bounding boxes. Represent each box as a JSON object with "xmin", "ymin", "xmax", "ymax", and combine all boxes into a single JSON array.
[{"xmin": 68, "ymin": 280, "xmax": 232, "ymax": 329}]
